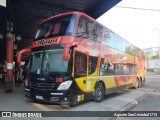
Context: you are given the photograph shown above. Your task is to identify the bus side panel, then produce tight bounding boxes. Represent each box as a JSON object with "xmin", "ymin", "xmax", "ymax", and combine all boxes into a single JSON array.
[
  {"xmin": 135, "ymin": 56, "xmax": 145, "ymax": 80},
  {"xmin": 102, "ymin": 76, "xmax": 116, "ymax": 89}
]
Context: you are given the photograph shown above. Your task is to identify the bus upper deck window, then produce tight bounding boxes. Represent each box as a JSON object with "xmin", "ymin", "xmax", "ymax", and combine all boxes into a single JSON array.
[
  {"xmin": 67, "ymin": 19, "xmax": 74, "ymax": 34},
  {"xmin": 45, "ymin": 25, "xmax": 53, "ymax": 37},
  {"xmin": 52, "ymin": 22, "xmax": 60, "ymax": 35}
]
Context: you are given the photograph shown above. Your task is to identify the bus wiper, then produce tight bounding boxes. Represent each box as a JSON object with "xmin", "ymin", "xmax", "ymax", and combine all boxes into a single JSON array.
[
  {"xmin": 45, "ymin": 34, "xmax": 54, "ymax": 38},
  {"xmin": 29, "ymin": 64, "xmax": 42, "ymax": 78},
  {"xmin": 34, "ymin": 36, "xmax": 46, "ymax": 40}
]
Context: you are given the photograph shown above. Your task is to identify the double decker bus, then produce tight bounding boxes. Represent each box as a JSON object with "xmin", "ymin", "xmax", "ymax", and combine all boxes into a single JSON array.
[{"xmin": 23, "ymin": 12, "xmax": 146, "ymax": 105}]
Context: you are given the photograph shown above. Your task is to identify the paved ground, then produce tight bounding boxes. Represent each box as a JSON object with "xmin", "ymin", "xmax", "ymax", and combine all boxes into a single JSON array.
[
  {"xmin": 0, "ymin": 75, "xmax": 159, "ymax": 120},
  {"xmin": 116, "ymin": 77, "xmax": 160, "ymax": 120},
  {"xmin": 0, "ymin": 84, "xmax": 146, "ymax": 112}
]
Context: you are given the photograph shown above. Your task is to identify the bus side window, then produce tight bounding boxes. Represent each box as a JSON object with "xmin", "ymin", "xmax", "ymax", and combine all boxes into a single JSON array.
[
  {"xmin": 103, "ymin": 31, "xmax": 114, "ymax": 48},
  {"xmin": 100, "ymin": 58, "xmax": 115, "ymax": 76},
  {"xmin": 52, "ymin": 22, "xmax": 60, "ymax": 35},
  {"xmin": 123, "ymin": 64, "xmax": 129, "ymax": 75},
  {"xmin": 93, "ymin": 23, "xmax": 102, "ymax": 43},
  {"xmin": 87, "ymin": 22, "xmax": 93, "ymax": 40},
  {"xmin": 76, "ymin": 16, "xmax": 87, "ymax": 38},
  {"xmin": 129, "ymin": 64, "xmax": 136, "ymax": 74},
  {"xmin": 74, "ymin": 52, "xmax": 87, "ymax": 78},
  {"xmin": 77, "ymin": 15, "xmax": 102, "ymax": 43},
  {"xmin": 115, "ymin": 64, "xmax": 124, "ymax": 75},
  {"xmin": 89, "ymin": 56, "xmax": 98, "ymax": 75}
]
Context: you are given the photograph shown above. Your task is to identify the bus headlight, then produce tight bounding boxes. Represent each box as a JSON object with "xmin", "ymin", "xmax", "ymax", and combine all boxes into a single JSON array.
[
  {"xmin": 57, "ymin": 81, "xmax": 72, "ymax": 90},
  {"xmin": 25, "ymin": 79, "xmax": 29, "ymax": 87}
]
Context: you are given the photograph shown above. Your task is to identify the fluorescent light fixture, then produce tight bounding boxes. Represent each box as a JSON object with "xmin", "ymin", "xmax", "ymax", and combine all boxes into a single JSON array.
[
  {"xmin": 0, "ymin": 34, "xmax": 4, "ymax": 39},
  {"xmin": 0, "ymin": 0, "xmax": 6, "ymax": 7}
]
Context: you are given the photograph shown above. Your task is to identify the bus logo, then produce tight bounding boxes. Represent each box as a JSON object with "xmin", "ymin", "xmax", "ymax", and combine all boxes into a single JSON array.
[{"xmin": 34, "ymin": 38, "xmax": 60, "ymax": 46}]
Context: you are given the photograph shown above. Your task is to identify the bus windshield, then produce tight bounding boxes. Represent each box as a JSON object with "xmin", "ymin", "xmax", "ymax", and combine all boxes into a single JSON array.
[
  {"xmin": 34, "ymin": 14, "xmax": 77, "ymax": 40},
  {"xmin": 30, "ymin": 49, "xmax": 71, "ymax": 73}
]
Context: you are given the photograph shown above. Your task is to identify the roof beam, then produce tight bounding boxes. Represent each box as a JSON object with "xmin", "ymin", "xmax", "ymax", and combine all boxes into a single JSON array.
[{"xmin": 88, "ymin": 0, "xmax": 121, "ymax": 19}]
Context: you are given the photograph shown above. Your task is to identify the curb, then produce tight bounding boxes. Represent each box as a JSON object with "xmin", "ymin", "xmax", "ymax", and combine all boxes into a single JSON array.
[
  {"xmin": 107, "ymin": 92, "xmax": 148, "ymax": 120},
  {"xmin": 146, "ymin": 75, "xmax": 160, "ymax": 78}
]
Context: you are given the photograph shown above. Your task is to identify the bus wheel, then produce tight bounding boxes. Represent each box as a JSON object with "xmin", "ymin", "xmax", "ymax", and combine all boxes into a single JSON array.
[
  {"xmin": 93, "ymin": 83, "xmax": 104, "ymax": 102},
  {"xmin": 142, "ymin": 77, "xmax": 145, "ymax": 86},
  {"xmin": 138, "ymin": 79, "xmax": 142, "ymax": 88},
  {"xmin": 69, "ymin": 94, "xmax": 77, "ymax": 106},
  {"xmin": 134, "ymin": 78, "xmax": 139, "ymax": 89}
]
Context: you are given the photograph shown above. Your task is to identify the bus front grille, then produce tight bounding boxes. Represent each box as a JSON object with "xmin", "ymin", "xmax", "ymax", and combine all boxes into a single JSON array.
[{"xmin": 29, "ymin": 81, "xmax": 55, "ymax": 91}]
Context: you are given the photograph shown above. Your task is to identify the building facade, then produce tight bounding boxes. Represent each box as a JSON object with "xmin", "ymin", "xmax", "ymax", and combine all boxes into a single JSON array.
[{"xmin": 143, "ymin": 47, "xmax": 159, "ymax": 57}]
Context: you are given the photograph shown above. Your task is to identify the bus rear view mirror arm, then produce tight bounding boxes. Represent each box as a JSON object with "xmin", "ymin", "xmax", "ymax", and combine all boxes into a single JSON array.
[
  {"xmin": 63, "ymin": 42, "xmax": 78, "ymax": 61},
  {"xmin": 63, "ymin": 47, "xmax": 69, "ymax": 61}
]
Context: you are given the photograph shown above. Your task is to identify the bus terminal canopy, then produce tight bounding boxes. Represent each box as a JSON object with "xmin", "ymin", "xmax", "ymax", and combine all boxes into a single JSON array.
[{"xmin": 0, "ymin": 0, "xmax": 121, "ymax": 50}]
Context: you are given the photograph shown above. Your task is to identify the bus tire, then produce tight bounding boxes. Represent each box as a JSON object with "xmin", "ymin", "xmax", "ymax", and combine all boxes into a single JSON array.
[
  {"xmin": 142, "ymin": 77, "xmax": 145, "ymax": 86},
  {"xmin": 133, "ymin": 78, "xmax": 139, "ymax": 89},
  {"xmin": 69, "ymin": 95, "xmax": 77, "ymax": 106},
  {"xmin": 93, "ymin": 82, "xmax": 104, "ymax": 102},
  {"xmin": 138, "ymin": 79, "xmax": 142, "ymax": 88}
]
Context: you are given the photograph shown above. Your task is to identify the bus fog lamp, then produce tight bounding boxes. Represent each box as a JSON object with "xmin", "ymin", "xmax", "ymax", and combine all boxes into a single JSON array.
[
  {"xmin": 57, "ymin": 81, "xmax": 72, "ymax": 90},
  {"xmin": 64, "ymin": 97, "xmax": 67, "ymax": 101}
]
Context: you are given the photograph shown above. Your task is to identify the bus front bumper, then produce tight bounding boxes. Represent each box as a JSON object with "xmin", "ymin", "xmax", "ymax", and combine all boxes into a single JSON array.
[{"xmin": 25, "ymin": 88, "xmax": 71, "ymax": 104}]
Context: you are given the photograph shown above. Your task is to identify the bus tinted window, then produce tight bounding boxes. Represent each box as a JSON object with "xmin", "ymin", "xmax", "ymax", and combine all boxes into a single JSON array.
[
  {"xmin": 115, "ymin": 64, "xmax": 124, "ymax": 75},
  {"xmin": 125, "ymin": 42, "xmax": 129, "ymax": 53},
  {"xmin": 142, "ymin": 51, "xmax": 145, "ymax": 58},
  {"xmin": 102, "ymin": 31, "xmax": 114, "ymax": 48},
  {"xmin": 89, "ymin": 56, "xmax": 98, "ymax": 75},
  {"xmin": 114, "ymin": 34, "xmax": 123, "ymax": 51},
  {"xmin": 74, "ymin": 51, "xmax": 87, "ymax": 78},
  {"xmin": 134, "ymin": 47, "xmax": 139, "ymax": 57},
  {"xmin": 77, "ymin": 15, "xmax": 102, "ymax": 43},
  {"xmin": 123, "ymin": 64, "xmax": 130, "ymax": 75},
  {"xmin": 121, "ymin": 39, "xmax": 126, "ymax": 52},
  {"xmin": 100, "ymin": 58, "xmax": 115, "ymax": 76},
  {"xmin": 77, "ymin": 16, "xmax": 87, "ymax": 39},
  {"xmin": 126, "ymin": 43, "xmax": 131, "ymax": 54},
  {"xmin": 140, "ymin": 50, "xmax": 145, "ymax": 58},
  {"xmin": 35, "ymin": 14, "xmax": 77, "ymax": 40},
  {"xmin": 129, "ymin": 64, "xmax": 136, "ymax": 74}
]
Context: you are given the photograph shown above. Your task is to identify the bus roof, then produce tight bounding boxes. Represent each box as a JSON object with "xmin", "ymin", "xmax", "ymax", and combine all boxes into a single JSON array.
[
  {"xmin": 40, "ymin": 11, "xmax": 104, "ymax": 27},
  {"xmin": 39, "ymin": 11, "xmax": 144, "ymax": 57},
  {"xmin": 40, "ymin": 11, "xmax": 78, "ymax": 24}
]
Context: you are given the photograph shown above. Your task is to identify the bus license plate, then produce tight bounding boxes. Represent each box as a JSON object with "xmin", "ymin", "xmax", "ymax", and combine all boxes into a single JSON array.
[{"xmin": 36, "ymin": 95, "xmax": 43, "ymax": 100}]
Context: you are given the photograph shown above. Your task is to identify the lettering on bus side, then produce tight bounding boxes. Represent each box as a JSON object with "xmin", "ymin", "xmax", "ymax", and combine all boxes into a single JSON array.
[{"xmin": 34, "ymin": 38, "xmax": 59, "ymax": 46}]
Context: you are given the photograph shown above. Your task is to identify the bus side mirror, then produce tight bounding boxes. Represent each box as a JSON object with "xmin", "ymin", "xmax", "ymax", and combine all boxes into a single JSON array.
[
  {"xmin": 63, "ymin": 47, "xmax": 69, "ymax": 61},
  {"xmin": 17, "ymin": 48, "xmax": 31, "ymax": 63},
  {"xmin": 63, "ymin": 42, "xmax": 78, "ymax": 61}
]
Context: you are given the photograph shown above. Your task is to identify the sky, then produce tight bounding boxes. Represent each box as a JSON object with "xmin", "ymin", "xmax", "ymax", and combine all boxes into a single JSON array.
[{"xmin": 97, "ymin": 0, "xmax": 160, "ymax": 49}]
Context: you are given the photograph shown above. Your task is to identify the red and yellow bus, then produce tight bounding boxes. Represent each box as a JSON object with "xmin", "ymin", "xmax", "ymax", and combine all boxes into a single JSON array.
[{"xmin": 23, "ymin": 12, "xmax": 146, "ymax": 105}]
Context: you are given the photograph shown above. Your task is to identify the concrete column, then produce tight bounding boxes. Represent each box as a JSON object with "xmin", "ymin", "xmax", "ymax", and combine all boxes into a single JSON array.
[{"xmin": 5, "ymin": 32, "xmax": 14, "ymax": 92}]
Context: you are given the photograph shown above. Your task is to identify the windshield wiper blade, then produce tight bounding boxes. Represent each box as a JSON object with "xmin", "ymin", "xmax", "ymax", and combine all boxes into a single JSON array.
[{"xmin": 34, "ymin": 36, "xmax": 46, "ymax": 40}]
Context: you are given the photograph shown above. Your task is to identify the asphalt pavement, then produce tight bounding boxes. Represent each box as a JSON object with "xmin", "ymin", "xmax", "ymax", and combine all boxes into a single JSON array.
[
  {"xmin": 116, "ymin": 77, "xmax": 160, "ymax": 120},
  {"xmin": 0, "ymin": 75, "xmax": 159, "ymax": 120}
]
